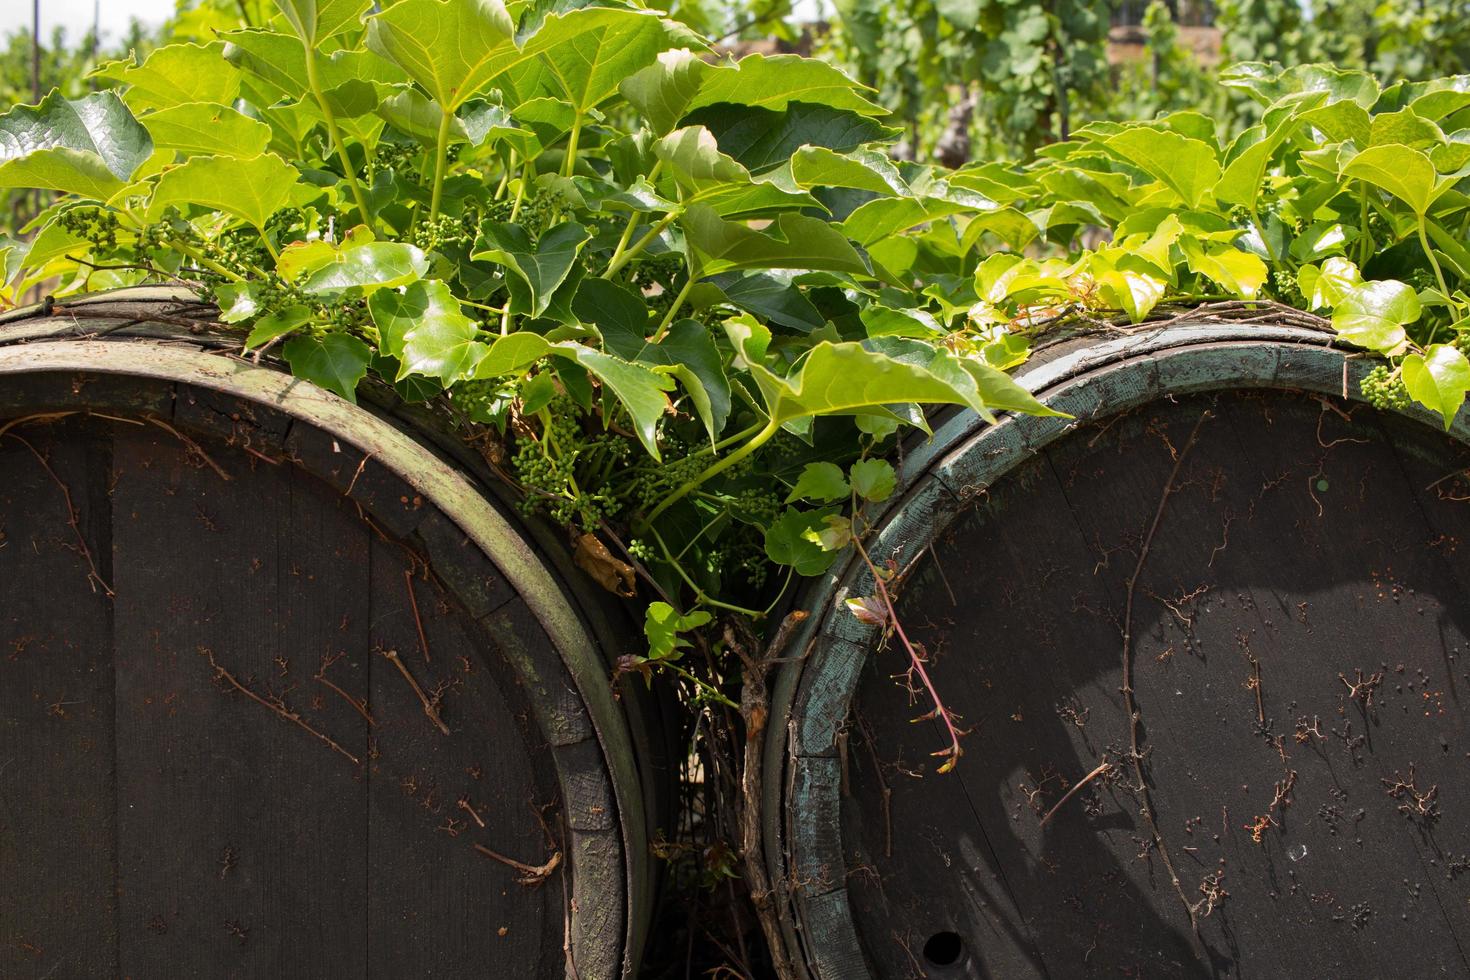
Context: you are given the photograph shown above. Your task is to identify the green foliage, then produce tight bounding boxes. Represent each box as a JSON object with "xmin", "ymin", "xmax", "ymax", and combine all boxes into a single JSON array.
[{"xmin": 5, "ymin": 3, "xmax": 1470, "ymax": 701}]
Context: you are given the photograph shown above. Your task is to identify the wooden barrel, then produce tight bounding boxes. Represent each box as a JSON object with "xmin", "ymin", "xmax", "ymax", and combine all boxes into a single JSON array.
[
  {"xmin": 0, "ymin": 291, "xmax": 663, "ymax": 980},
  {"xmin": 766, "ymin": 319, "xmax": 1470, "ymax": 978}
]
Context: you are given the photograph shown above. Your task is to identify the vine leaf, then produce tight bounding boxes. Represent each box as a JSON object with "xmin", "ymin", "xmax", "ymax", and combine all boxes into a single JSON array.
[
  {"xmin": 370, "ymin": 279, "xmax": 467, "ymax": 366},
  {"xmin": 501, "ymin": 7, "xmax": 699, "ymax": 113},
  {"xmin": 473, "ymin": 221, "xmax": 591, "ymax": 317},
  {"xmin": 849, "ymin": 458, "xmax": 896, "ymax": 503},
  {"xmin": 302, "ymin": 240, "xmax": 429, "ymax": 295},
  {"xmin": 644, "ymin": 601, "xmax": 711, "ymax": 661},
  {"xmin": 245, "ymin": 305, "xmax": 312, "ymax": 349},
  {"xmin": 1180, "ymin": 237, "xmax": 1268, "ymax": 298},
  {"xmin": 1298, "ymin": 257, "xmax": 1362, "ymax": 310},
  {"xmin": 475, "ymin": 333, "xmax": 553, "ymax": 378},
  {"xmin": 1403, "ymin": 344, "xmax": 1470, "ymax": 428},
  {"xmin": 552, "ymin": 344, "xmax": 673, "ymax": 460},
  {"xmin": 620, "ymin": 47, "xmax": 710, "ymax": 135},
  {"xmin": 685, "ymin": 54, "xmax": 886, "ymax": 117},
  {"xmin": 148, "ymin": 152, "xmax": 307, "ymax": 231},
  {"xmin": 273, "ymin": 0, "xmax": 373, "ymax": 46},
  {"xmin": 787, "ymin": 462, "xmax": 849, "ymax": 503},
  {"xmin": 0, "ymin": 91, "xmax": 153, "ymax": 198},
  {"xmin": 1332, "ymin": 279, "xmax": 1421, "ymax": 354},
  {"xmin": 1104, "ymin": 126, "xmax": 1221, "ymax": 209},
  {"xmin": 365, "ymin": 0, "xmax": 516, "ymax": 112},
  {"xmin": 1341, "ymin": 144, "xmax": 1444, "ymax": 216},
  {"xmin": 99, "ymin": 41, "xmax": 243, "ymax": 111},
  {"xmin": 683, "ymin": 205, "xmax": 867, "ymax": 276},
  {"xmin": 764, "ymin": 507, "xmax": 841, "ymax": 576},
  {"xmin": 143, "ymin": 102, "xmax": 273, "ymax": 158},
  {"xmin": 283, "ymin": 332, "xmax": 372, "ymax": 402}
]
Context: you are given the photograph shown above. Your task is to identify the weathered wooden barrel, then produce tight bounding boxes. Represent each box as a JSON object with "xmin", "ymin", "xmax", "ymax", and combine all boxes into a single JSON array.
[
  {"xmin": 766, "ymin": 319, "xmax": 1470, "ymax": 978},
  {"xmin": 0, "ymin": 290, "xmax": 665, "ymax": 980}
]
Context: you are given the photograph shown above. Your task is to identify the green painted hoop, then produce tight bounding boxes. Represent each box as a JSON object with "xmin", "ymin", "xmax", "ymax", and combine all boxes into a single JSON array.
[
  {"xmin": 763, "ymin": 320, "xmax": 1470, "ymax": 979},
  {"xmin": 0, "ymin": 291, "xmax": 649, "ymax": 980}
]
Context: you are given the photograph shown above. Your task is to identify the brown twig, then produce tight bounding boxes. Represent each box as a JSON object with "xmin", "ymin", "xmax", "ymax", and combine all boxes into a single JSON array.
[
  {"xmin": 473, "ymin": 843, "xmax": 562, "ymax": 885},
  {"xmin": 314, "ymin": 651, "xmax": 374, "ymax": 727},
  {"xmin": 146, "ymin": 416, "xmax": 232, "ymax": 481},
  {"xmin": 379, "ymin": 647, "xmax": 450, "ymax": 735},
  {"xmin": 1039, "ymin": 756, "xmax": 1113, "ymax": 827},
  {"xmin": 1120, "ymin": 408, "xmax": 1212, "ymax": 934},
  {"xmin": 403, "ymin": 568, "xmax": 433, "ymax": 665},
  {"xmin": 458, "ymin": 796, "xmax": 487, "ymax": 828},
  {"xmin": 5, "ymin": 431, "xmax": 113, "ymax": 596},
  {"xmin": 201, "ymin": 647, "xmax": 360, "ymax": 765}
]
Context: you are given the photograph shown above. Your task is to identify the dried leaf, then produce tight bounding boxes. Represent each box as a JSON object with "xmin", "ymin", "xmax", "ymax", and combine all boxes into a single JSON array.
[{"xmin": 573, "ymin": 532, "xmax": 636, "ymax": 597}]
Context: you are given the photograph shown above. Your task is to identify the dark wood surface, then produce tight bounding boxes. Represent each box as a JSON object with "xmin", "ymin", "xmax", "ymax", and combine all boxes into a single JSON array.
[
  {"xmin": 1, "ymin": 414, "xmax": 564, "ymax": 978},
  {"xmin": 844, "ymin": 390, "xmax": 1470, "ymax": 978}
]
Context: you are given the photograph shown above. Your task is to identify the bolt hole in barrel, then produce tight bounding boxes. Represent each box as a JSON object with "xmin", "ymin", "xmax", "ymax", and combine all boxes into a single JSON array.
[{"xmin": 923, "ymin": 931, "xmax": 965, "ymax": 967}]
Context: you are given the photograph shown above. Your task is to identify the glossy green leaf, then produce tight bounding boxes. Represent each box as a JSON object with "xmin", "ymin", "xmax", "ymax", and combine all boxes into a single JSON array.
[
  {"xmin": 1180, "ymin": 238, "xmax": 1268, "ymax": 298},
  {"xmin": 475, "ymin": 332, "xmax": 553, "ymax": 378},
  {"xmin": 1105, "ymin": 126, "xmax": 1221, "ymax": 208},
  {"xmin": 643, "ymin": 601, "xmax": 710, "ymax": 661},
  {"xmin": 303, "ymin": 241, "xmax": 429, "ymax": 294},
  {"xmin": 1404, "ymin": 344, "xmax": 1470, "ymax": 428},
  {"xmin": 620, "ymin": 47, "xmax": 710, "ymax": 134},
  {"xmin": 684, "ymin": 101, "xmax": 898, "ymax": 172},
  {"xmin": 400, "ymin": 299, "xmax": 486, "ymax": 382},
  {"xmin": 245, "ymin": 306, "xmax": 312, "ymax": 348},
  {"xmin": 473, "ymin": 221, "xmax": 591, "ymax": 317},
  {"xmin": 283, "ymin": 332, "xmax": 372, "ymax": 402},
  {"xmin": 1332, "ymin": 280, "xmax": 1421, "ymax": 353},
  {"xmin": 1342, "ymin": 144, "xmax": 1443, "ymax": 216},
  {"xmin": 369, "ymin": 278, "xmax": 460, "ymax": 356},
  {"xmin": 0, "ymin": 91, "xmax": 153, "ymax": 198},
  {"xmin": 102, "ymin": 42, "xmax": 242, "ymax": 111},
  {"xmin": 1298, "ymin": 257, "xmax": 1362, "ymax": 310}
]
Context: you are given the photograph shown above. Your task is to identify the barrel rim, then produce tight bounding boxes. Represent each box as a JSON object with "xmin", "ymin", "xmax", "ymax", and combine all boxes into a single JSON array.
[
  {"xmin": 765, "ymin": 321, "xmax": 1470, "ymax": 979},
  {"xmin": 0, "ymin": 291, "xmax": 647, "ymax": 980}
]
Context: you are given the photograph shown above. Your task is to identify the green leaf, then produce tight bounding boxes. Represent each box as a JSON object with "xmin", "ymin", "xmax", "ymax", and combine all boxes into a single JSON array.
[
  {"xmin": 685, "ymin": 54, "xmax": 885, "ymax": 117},
  {"xmin": 684, "ymin": 102, "xmax": 897, "ymax": 172},
  {"xmin": 475, "ymin": 332, "xmax": 553, "ymax": 378},
  {"xmin": 552, "ymin": 344, "xmax": 673, "ymax": 459},
  {"xmin": 1404, "ymin": 344, "xmax": 1470, "ymax": 428},
  {"xmin": 654, "ymin": 126, "xmax": 750, "ymax": 191},
  {"xmin": 149, "ymin": 153, "xmax": 306, "ymax": 231},
  {"xmin": 102, "ymin": 42, "xmax": 242, "ymax": 111},
  {"xmin": 1332, "ymin": 280, "xmax": 1421, "ymax": 354},
  {"xmin": 1104, "ymin": 126, "xmax": 1221, "ymax": 209},
  {"xmin": 283, "ymin": 333, "xmax": 372, "ymax": 402},
  {"xmin": 143, "ymin": 102, "xmax": 273, "ymax": 158},
  {"xmin": 682, "ymin": 205, "xmax": 867, "ymax": 276},
  {"xmin": 1298, "ymin": 257, "xmax": 1362, "ymax": 310},
  {"xmin": 790, "ymin": 146, "xmax": 906, "ymax": 196},
  {"xmin": 0, "ymin": 91, "xmax": 153, "ymax": 198},
  {"xmin": 273, "ymin": 0, "xmax": 372, "ymax": 45},
  {"xmin": 302, "ymin": 241, "xmax": 429, "ymax": 294},
  {"xmin": 787, "ymin": 462, "xmax": 849, "ymax": 503},
  {"xmin": 499, "ymin": 7, "xmax": 699, "ymax": 113},
  {"xmin": 643, "ymin": 601, "xmax": 710, "ymax": 661},
  {"xmin": 1342, "ymin": 144, "xmax": 1443, "ymax": 216},
  {"xmin": 806, "ymin": 514, "xmax": 852, "ymax": 552},
  {"xmin": 398, "ymin": 286, "xmax": 486, "ymax": 383},
  {"xmin": 1180, "ymin": 238, "xmax": 1269, "ymax": 298},
  {"xmin": 848, "ymin": 458, "xmax": 895, "ymax": 503},
  {"xmin": 764, "ymin": 507, "xmax": 841, "ymax": 576},
  {"xmin": 473, "ymin": 221, "xmax": 591, "ymax": 318},
  {"xmin": 245, "ymin": 306, "xmax": 312, "ymax": 348},
  {"xmin": 365, "ymin": 0, "xmax": 516, "ymax": 111},
  {"xmin": 369, "ymin": 279, "xmax": 461, "ymax": 357},
  {"xmin": 620, "ymin": 47, "xmax": 710, "ymax": 135},
  {"xmin": 842, "ymin": 197, "xmax": 974, "ymax": 248},
  {"xmin": 215, "ymin": 282, "xmax": 260, "ymax": 323},
  {"xmin": 1215, "ymin": 102, "xmax": 1303, "ymax": 209}
]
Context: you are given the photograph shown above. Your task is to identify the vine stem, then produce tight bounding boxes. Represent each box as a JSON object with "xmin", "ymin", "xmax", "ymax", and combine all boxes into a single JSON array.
[
  {"xmin": 851, "ymin": 533, "xmax": 964, "ymax": 770},
  {"xmin": 304, "ymin": 46, "xmax": 374, "ymax": 235},
  {"xmin": 648, "ymin": 525, "xmax": 766, "ymax": 618},
  {"xmin": 429, "ymin": 108, "xmax": 454, "ymax": 225},
  {"xmin": 1418, "ymin": 215, "xmax": 1452, "ymax": 304},
  {"xmin": 650, "ymin": 276, "xmax": 694, "ymax": 342},
  {"xmin": 604, "ymin": 161, "xmax": 664, "ymax": 273},
  {"xmin": 562, "ymin": 112, "xmax": 582, "ymax": 179},
  {"xmin": 605, "ymin": 209, "xmax": 679, "ymax": 278},
  {"xmin": 637, "ymin": 417, "xmax": 779, "ymax": 531},
  {"xmin": 1121, "ymin": 408, "xmax": 1212, "ymax": 934}
]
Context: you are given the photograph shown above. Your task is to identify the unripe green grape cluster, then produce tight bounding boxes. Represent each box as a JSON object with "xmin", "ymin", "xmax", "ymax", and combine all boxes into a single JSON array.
[
  {"xmin": 56, "ymin": 205, "xmax": 121, "ymax": 250},
  {"xmin": 1360, "ymin": 364, "xmax": 1411, "ymax": 411}
]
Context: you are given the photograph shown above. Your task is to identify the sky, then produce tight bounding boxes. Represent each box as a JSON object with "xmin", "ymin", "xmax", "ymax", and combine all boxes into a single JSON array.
[{"xmin": 26, "ymin": 0, "xmax": 172, "ymax": 43}]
